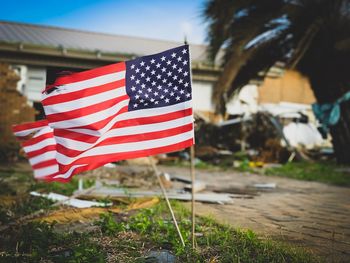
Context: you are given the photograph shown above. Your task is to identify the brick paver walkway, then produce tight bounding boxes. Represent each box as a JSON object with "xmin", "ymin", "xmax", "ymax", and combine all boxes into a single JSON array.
[{"xmin": 157, "ymin": 166, "xmax": 350, "ymax": 262}]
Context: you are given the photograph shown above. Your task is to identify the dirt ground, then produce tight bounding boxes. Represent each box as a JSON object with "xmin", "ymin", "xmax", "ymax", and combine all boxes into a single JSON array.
[{"xmin": 118, "ymin": 164, "xmax": 350, "ymax": 263}]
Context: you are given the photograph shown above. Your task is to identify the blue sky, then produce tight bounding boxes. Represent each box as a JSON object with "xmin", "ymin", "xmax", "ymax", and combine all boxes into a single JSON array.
[{"xmin": 0, "ymin": 0, "xmax": 207, "ymax": 44}]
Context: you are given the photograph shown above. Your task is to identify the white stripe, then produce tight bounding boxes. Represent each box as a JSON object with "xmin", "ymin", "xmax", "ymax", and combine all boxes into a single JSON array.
[
  {"xmin": 57, "ymin": 130, "xmax": 194, "ymax": 165},
  {"xmin": 66, "ymin": 100, "xmax": 192, "ymax": 135},
  {"xmin": 48, "ymin": 99, "xmax": 130, "ymax": 129},
  {"xmin": 42, "ymin": 71, "xmax": 125, "ymax": 100},
  {"xmin": 32, "ymin": 126, "xmax": 53, "ymax": 138},
  {"xmin": 23, "ymin": 138, "xmax": 56, "ymax": 152},
  {"xmin": 55, "ymin": 115, "xmax": 193, "ymax": 151},
  {"xmin": 44, "ymin": 87, "xmax": 126, "ymax": 114},
  {"xmin": 14, "ymin": 126, "xmax": 46, "ymax": 137},
  {"xmin": 52, "ymin": 164, "xmax": 87, "ymax": 179},
  {"xmin": 34, "ymin": 165, "xmax": 58, "ymax": 178},
  {"xmin": 29, "ymin": 151, "xmax": 56, "ymax": 166}
]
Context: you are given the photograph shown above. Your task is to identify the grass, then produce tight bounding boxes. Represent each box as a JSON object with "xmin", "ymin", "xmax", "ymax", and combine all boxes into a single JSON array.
[
  {"xmin": 94, "ymin": 201, "xmax": 319, "ymax": 263},
  {"xmin": 264, "ymin": 161, "xmax": 350, "ymax": 186},
  {"xmin": 0, "ymin": 165, "xmax": 322, "ymax": 262}
]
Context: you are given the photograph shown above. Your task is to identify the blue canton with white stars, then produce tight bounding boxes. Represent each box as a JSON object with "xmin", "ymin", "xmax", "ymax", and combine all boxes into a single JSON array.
[{"xmin": 125, "ymin": 45, "xmax": 192, "ymax": 111}]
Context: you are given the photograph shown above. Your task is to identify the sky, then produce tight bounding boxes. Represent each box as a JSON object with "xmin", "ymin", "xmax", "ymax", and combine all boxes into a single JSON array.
[{"xmin": 0, "ymin": 0, "xmax": 207, "ymax": 44}]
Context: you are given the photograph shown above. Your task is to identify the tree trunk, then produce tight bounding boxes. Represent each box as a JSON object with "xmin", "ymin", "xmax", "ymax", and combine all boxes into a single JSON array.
[{"xmin": 329, "ymin": 100, "xmax": 350, "ymax": 164}]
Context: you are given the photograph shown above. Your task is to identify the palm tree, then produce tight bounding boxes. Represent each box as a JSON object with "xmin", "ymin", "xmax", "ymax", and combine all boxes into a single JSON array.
[{"xmin": 203, "ymin": 0, "xmax": 350, "ymax": 164}]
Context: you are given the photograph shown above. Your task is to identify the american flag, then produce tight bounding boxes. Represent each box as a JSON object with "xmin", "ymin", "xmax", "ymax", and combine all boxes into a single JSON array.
[
  {"xmin": 41, "ymin": 45, "xmax": 194, "ymax": 181},
  {"xmin": 12, "ymin": 120, "xmax": 59, "ymax": 181}
]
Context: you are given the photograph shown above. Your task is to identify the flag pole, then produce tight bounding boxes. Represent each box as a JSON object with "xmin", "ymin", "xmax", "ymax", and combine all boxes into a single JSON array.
[
  {"xmin": 190, "ymin": 145, "xmax": 196, "ymax": 249},
  {"xmin": 148, "ymin": 157, "xmax": 186, "ymax": 247}
]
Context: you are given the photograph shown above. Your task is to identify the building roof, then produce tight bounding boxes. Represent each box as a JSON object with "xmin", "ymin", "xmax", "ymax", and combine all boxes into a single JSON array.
[{"xmin": 0, "ymin": 20, "xmax": 215, "ymax": 64}]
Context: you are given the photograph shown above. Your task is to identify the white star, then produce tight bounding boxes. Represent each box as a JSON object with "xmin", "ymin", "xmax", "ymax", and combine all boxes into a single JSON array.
[
  {"xmin": 136, "ymin": 79, "xmax": 140, "ymax": 84},
  {"xmin": 131, "ymin": 64, "xmax": 135, "ymax": 69},
  {"xmin": 186, "ymin": 93, "xmax": 191, "ymax": 98},
  {"xmin": 162, "ymin": 79, "xmax": 167, "ymax": 83},
  {"xmin": 156, "ymin": 74, "xmax": 161, "ymax": 79},
  {"xmin": 138, "ymin": 90, "xmax": 142, "ymax": 94},
  {"xmin": 135, "ymin": 68, "xmax": 140, "ymax": 73},
  {"xmin": 174, "ymin": 86, "xmax": 178, "ymax": 91},
  {"xmin": 151, "ymin": 70, "xmax": 156, "ymax": 75},
  {"xmin": 140, "ymin": 99, "xmax": 144, "ymax": 103},
  {"xmin": 135, "ymin": 94, "xmax": 140, "ymax": 99},
  {"xmin": 165, "ymin": 98, "xmax": 170, "ymax": 103},
  {"xmin": 167, "ymin": 71, "xmax": 172, "ymax": 77},
  {"xmin": 133, "ymin": 103, "xmax": 138, "ymax": 108},
  {"xmin": 141, "ymin": 83, "xmax": 146, "ymax": 89},
  {"xmin": 161, "ymin": 56, "xmax": 166, "ymax": 61},
  {"xmin": 150, "ymin": 98, "xmax": 155, "ymax": 102},
  {"xmin": 182, "ymin": 49, "xmax": 187, "ymax": 54},
  {"xmin": 180, "ymin": 89, "xmax": 185, "ymax": 94},
  {"xmin": 161, "ymin": 67, "xmax": 166, "ymax": 72},
  {"xmin": 156, "ymin": 63, "xmax": 161, "ymax": 68},
  {"xmin": 150, "ymin": 59, "xmax": 155, "ymax": 64},
  {"xmin": 170, "ymin": 92, "xmax": 175, "ymax": 96},
  {"xmin": 154, "ymin": 91, "xmax": 159, "ymax": 96},
  {"xmin": 144, "ymin": 103, "xmax": 149, "ymax": 106},
  {"xmin": 177, "ymin": 56, "xmax": 182, "ymax": 62},
  {"xmin": 176, "ymin": 96, "xmax": 181, "ymax": 101},
  {"xmin": 167, "ymin": 82, "xmax": 173, "ymax": 87},
  {"xmin": 171, "ymin": 52, "xmax": 176, "ymax": 58},
  {"xmin": 157, "ymin": 85, "xmax": 162, "ymax": 90},
  {"xmin": 164, "ymin": 88, "xmax": 169, "ymax": 93},
  {"xmin": 151, "ymin": 81, "xmax": 156, "ymax": 86},
  {"xmin": 141, "ymin": 72, "xmax": 145, "ymax": 78},
  {"xmin": 183, "ymin": 60, "xmax": 188, "ymax": 65},
  {"xmin": 131, "ymin": 86, "xmax": 136, "ymax": 91},
  {"xmin": 130, "ymin": 75, "xmax": 135, "ymax": 80},
  {"xmin": 147, "ymin": 88, "xmax": 152, "ymax": 92},
  {"xmin": 146, "ymin": 65, "xmax": 150, "ymax": 71},
  {"xmin": 145, "ymin": 94, "xmax": 149, "ymax": 98},
  {"xmin": 179, "ymin": 79, "xmax": 184, "ymax": 84},
  {"xmin": 178, "ymin": 68, "xmax": 183, "ymax": 73},
  {"xmin": 146, "ymin": 77, "xmax": 151, "ymax": 82},
  {"xmin": 166, "ymin": 60, "xmax": 171, "ymax": 65},
  {"xmin": 172, "ymin": 64, "xmax": 177, "ymax": 69},
  {"xmin": 155, "ymin": 101, "xmax": 159, "ymax": 105},
  {"xmin": 184, "ymin": 82, "xmax": 189, "ymax": 87},
  {"xmin": 140, "ymin": 61, "xmax": 145, "ymax": 66},
  {"xmin": 160, "ymin": 95, "xmax": 165, "ymax": 99},
  {"xmin": 173, "ymin": 75, "xmax": 178, "ymax": 80},
  {"xmin": 183, "ymin": 71, "xmax": 188, "ymax": 76}
]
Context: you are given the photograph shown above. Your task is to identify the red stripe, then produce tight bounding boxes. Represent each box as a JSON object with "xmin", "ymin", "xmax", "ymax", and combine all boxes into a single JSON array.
[
  {"xmin": 12, "ymin": 120, "xmax": 48, "ymax": 133},
  {"xmin": 56, "ymin": 139, "xmax": 194, "ymax": 178},
  {"xmin": 56, "ymin": 123, "xmax": 193, "ymax": 157},
  {"xmin": 46, "ymin": 95, "xmax": 129, "ymax": 123},
  {"xmin": 42, "ymin": 79, "xmax": 125, "ymax": 106},
  {"xmin": 32, "ymin": 159, "xmax": 57, "ymax": 169},
  {"xmin": 26, "ymin": 145, "xmax": 56, "ymax": 158},
  {"xmin": 50, "ymin": 62, "xmax": 126, "ymax": 87},
  {"xmin": 54, "ymin": 108, "xmax": 193, "ymax": 143},
  {"xmin": 22, "ymin": 133, "xmax": 54, "ymax": 147}
]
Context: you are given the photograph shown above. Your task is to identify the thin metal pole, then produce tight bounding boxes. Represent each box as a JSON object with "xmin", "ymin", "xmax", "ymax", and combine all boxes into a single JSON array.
[
  {"xmin": 190, "ymin": 145, "xmax": 196, "ymax": 249},
  {"xmin": 148, "ymin": 157, "xmax": 186, "ymax": 247}
]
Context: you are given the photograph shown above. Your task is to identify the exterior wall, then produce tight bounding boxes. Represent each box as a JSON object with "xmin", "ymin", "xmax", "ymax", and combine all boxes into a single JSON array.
[
  {"xmin": 25, "ymin": 66, "xmax": 46, "ymax": 102},
  {"xmin": 258, "ymin": 70, "xmax": 316, "ymax": 105},
  {"xmin": 191, "ymin": 81, "xmax": 214, "ymax": 112}
]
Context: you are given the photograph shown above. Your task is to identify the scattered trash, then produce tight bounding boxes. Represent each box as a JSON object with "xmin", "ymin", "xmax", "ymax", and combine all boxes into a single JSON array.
[
  {"xmin": 80, "ymin": 187, "xmax": 233, "ymax": 204},
  {"xmin": 184, "ymin": 182, "xmax": 207, "ymax": 193},
  {"xmin": 30, "ymin": 191, "xmax": 112, "ymax": 208},
  {"xmin": 145, "ymin": 249, "xmax": 176, "ymax": 263},
  {"xmin": 33, "ymin": 197, "xmax": 159, "ymax": 224},
  {"xmin": 253, "ymin": 183, "xmax": 277, "ymax": 189}
]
